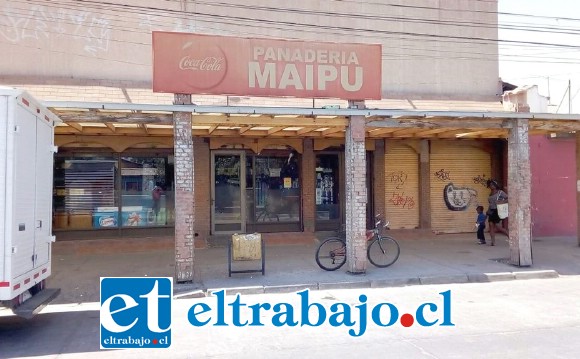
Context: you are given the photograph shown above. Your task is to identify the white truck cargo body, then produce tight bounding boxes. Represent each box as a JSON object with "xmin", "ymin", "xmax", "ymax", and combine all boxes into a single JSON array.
[{"xmin": 0, "ymin": 87, "xmax": 60, "ymax": 317}]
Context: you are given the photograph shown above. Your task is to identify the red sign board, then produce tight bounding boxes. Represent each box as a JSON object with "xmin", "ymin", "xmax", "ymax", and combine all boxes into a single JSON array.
[{"xmin": 152, "ymin": 32, "xmax": 382, "ymax": 100}]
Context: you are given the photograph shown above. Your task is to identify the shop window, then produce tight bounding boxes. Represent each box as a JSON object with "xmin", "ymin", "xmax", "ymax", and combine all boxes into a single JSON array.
[
  {"xmin": 316, "ymin": 154, "xmax": 340, "ymax": 221},
  {"xmin": 53, "ymin": 155, "xmax": 119, "ymax": 230},
  {"xmin": 120, "ymin": 156, "xmax": 173, "ymax": 227},
  {"xmin": 53, "ymin": 154, "xmax": 174, "ymax": 231},
  {"xmin": 253, "ymin": 151, "xmax": 300, "ymax": 223}
]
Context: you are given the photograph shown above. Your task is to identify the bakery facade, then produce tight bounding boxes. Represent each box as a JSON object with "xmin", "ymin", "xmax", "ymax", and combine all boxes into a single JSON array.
[{"xmin": 3, "ymin": 0, "xmax": 580, "ymax": 280}]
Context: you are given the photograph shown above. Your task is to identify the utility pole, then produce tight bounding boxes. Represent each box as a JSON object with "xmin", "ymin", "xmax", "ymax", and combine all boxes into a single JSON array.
[
  {"xmin": 556, "ymin": 81, "xmax": 571, "ymax": 114},
  {"xmin": 569, "ymin": 79, "xmax": 572, "ymax": 114}
]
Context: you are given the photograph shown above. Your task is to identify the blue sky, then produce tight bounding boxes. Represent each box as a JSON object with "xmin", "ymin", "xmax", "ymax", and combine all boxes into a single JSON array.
[{"xmin": 498, "ymin": 0, "xmax": 580, "ymax": 113}]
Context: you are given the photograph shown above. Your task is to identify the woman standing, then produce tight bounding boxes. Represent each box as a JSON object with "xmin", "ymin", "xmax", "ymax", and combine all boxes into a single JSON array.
[{"xmin": 486, "ymin": 179, "xmax": 509, "ymax": 246}]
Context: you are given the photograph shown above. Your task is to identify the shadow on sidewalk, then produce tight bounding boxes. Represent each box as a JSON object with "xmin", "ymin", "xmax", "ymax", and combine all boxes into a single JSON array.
[{"xmin": 45, "ymin": 234, "xmax": 580, "ymax": 305}]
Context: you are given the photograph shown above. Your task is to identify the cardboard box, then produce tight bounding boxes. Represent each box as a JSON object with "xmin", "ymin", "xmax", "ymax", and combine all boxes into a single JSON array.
[{"xmin": 231, "ymin": 233, "xmax": 262, "ymax": 261}]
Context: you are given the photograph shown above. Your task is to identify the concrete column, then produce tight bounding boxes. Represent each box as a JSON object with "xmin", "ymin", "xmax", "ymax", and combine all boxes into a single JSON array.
[
  {"xmin": 419, "ymin": 139, "xmax": 431, "ymax": 229},
  {"xmin": 173, "ymin": 94, "xmax": 195, "ymax": 283},
  {"xmin": 508, "ymin": 118, "xmax": 532, "ymax": 266},
  {"xmin": 302, "ymin": 139, "xmax": 316, "ymax": 233},
  {"xmin": 577, "ymin": 133, "xmax": 580, "ymax": 246},
  {"xmin": 345, "ymin": 101, "xmax": 367, "ymax": 274},
  {"xmin": 373, "ymin": 139, "xmax": 386, "ymax": 219}
]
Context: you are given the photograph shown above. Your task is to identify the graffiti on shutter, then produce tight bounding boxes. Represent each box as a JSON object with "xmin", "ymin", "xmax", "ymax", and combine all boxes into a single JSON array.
[
  {"xmin": 385, "ymin": 143, "xmax": 420, "ymax": 229},
  {"xmin": 430, "ymin": 141, "xmax": 492, "ymax": 234}
]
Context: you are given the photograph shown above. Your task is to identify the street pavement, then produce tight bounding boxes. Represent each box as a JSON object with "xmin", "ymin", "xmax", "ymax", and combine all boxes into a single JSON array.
[
  {"xmin": 1, "ymin": 277, "xmax": 580, "ymax": 358},
  {"xmin": 1, "ymin": 233, "xmax": 580, "ymax": 358},
  {"xmin": 39, "ymin": 233, "xmax": 580, "ymax": 304}
]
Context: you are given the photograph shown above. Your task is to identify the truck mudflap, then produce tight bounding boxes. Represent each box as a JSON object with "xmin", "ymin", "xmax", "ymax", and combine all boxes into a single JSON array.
[{"xmin": 12, "ymin": 288, "xmax": 61, "ymax": 319}]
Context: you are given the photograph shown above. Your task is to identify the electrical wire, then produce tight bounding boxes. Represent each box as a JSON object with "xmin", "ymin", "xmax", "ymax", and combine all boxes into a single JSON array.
[
  {"xmin": 13, "ymin": 0, "xmax": 580, "ymax": 53},
  {"xmin": 0, "ymin": 0, "xmax": 578, "ymax": 66}
]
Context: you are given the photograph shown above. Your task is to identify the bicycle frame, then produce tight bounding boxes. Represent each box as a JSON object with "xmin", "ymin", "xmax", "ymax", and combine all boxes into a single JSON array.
[
  {"xmin": 315, "ymin": 213, "xmax": 400, "ymax": 271},
  {"xmin": 323, "ymin": 218, "xmax": 390, "ymax": 263}
]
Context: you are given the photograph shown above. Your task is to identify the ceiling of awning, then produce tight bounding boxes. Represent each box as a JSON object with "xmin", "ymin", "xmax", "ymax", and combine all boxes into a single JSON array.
[{"xmin": 49, "ymin": 106, "xmax": 580, "ymax": 140}]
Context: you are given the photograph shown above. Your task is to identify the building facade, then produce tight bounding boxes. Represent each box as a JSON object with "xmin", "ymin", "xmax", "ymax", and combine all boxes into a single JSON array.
[
  {"xmin": 503, "ymin": 85, "xmax": 578, "ymax": 237},
  {"xmin": 6, "ymin": 0, "xmax": 570, "ymax": 277}
]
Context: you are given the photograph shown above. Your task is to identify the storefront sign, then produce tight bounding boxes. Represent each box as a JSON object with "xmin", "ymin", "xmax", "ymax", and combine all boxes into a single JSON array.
[{"xmin": 152, "ymin": 32, "xmax": 382, "ymax": 100}]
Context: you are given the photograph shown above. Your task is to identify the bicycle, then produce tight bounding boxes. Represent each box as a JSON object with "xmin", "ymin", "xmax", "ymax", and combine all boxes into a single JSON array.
[{"xmin": 315, "ymin": 215, "xmax": 400, "ymax": 271}]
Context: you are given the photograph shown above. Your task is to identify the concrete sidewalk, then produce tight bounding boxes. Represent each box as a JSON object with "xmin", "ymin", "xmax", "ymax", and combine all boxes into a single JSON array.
[{"xmin": 46, "ymin": 233, "xmax": 580, "ymax": 304}]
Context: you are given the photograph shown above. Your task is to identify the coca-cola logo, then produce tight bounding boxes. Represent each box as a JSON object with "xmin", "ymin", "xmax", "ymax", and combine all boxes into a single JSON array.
[
  {"xmin": 179, "ymin": 56, "xmax": 224, "ymax": 71},
  {"xmin": 180, "ymin": 41, "xmax": 227, "ymax": 90}
]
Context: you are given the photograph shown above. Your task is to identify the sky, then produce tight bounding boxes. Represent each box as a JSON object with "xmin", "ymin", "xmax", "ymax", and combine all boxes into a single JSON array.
[{"xmin": 498, "ymin": 0, "xmax": 580, "ymax": 113}]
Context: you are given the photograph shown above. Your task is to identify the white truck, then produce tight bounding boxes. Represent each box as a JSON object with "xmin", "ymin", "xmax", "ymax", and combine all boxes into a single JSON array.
[{"xmin": 0, "ymin": 87, "xmax": 60, "ymax": 318}]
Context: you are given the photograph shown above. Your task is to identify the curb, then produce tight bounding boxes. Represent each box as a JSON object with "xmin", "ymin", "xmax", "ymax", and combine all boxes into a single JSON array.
[
  {"xmin": 371, "ymin": 277, "xmax": 421, "ymax": 288},
  {"xmin": 467, "ymin": 272, "xmax": 515, "ymax": 282},
  {"xmin": 180, "ymin": 269, "xmax": 561, "ymax": 298},
  {"xmin": 514, "ymin": 270, "xmax": 559, "ymax": 280},
  {"xmin": 319, "ymin": 281, "xmax": 371, "ymax": 290},
  {"xmin": 420, "ymin": 275, "xmax": 469, "ymax": 285},
  {"xmin": 264, "ymin": 284, "xmax": 318, "ymax": 294}
]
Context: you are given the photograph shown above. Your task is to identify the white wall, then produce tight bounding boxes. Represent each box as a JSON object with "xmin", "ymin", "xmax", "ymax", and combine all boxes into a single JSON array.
[
  {"xmin": 0, "ymin": 0, "xmax": 499, "ymax": 99},
  {"xmin": 503, "ymin": 85, "xmax": 549, "ymax": 113}
]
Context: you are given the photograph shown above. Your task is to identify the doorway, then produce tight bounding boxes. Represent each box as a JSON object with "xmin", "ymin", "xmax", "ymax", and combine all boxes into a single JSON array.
[
  {"xmin": 315, "ymin": 152, "xmax": 343, "ymax": 231},
  {"xmin": 211, "ymin": 151, "xmax": 246, "ymax": 234},
  {"xmin": 211, "ymin": 149, "xmax": 302, "ymax": 234},
  {"xmin": 314, "ymin": 151, "xmax": 374, "ymax": 231}
]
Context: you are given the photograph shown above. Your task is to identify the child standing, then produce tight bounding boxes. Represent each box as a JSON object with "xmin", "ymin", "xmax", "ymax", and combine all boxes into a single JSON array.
[{"xmin": 476, "ymin": 205, "xmax": 487, "ymax": 245}]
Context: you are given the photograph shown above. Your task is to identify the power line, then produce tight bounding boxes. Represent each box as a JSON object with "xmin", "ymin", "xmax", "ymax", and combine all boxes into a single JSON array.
[
  {"xmin": 17, "ymin": 0, "xmax": 580, "ymax": 51},
  {"xmin": 3, "ymin": 0, "xmax": 579, "ymax": 67},
  {"xmin": 18, "ymin": 0, "xmax": 580, "ymax": 47},
  {"xmin": 326, "ymin": 0, "xmax": 580, "ymax": 23}
]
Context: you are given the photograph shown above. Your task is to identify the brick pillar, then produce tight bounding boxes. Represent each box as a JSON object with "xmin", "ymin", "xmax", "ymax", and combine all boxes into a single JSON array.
[
  {"xmin": 194, "ymin": 138, "xmax": 210, "ymax": 243},
  {"xmin": 345, "ymin": 102, "xmax": 367, "ymax": 274},
  {"xmin": 173, "ymin": 94, "xmax": 195, "ymax": 283},
  {"xmin": 302, "ymin": 139, "xmax": 316, "ymax": 233},
  {"xmin": 373, "ymin": 139, "xmax": 385, "ymax": 219},
  {"xmin": 419, "ymin": 139, "xmax": 431, "ymax": 229},
  {"xmin": 508, "ymin": 118, "xmax": 532, "ymax": 266}
]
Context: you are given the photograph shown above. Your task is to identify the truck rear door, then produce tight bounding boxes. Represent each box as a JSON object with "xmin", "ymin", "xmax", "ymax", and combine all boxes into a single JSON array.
[
  {"xmin": 12, "ymin": 104, "xmax": 37, "ymax": 278},
  {"xmin": 33, "ymin": 115, "xmax": 54, "ymax": 267}
]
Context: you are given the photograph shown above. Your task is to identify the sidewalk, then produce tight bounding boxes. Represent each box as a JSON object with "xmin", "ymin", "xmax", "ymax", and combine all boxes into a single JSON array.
[{"xmin": 46, "ymin": 233, "xmax": 580, "ymax": 304}]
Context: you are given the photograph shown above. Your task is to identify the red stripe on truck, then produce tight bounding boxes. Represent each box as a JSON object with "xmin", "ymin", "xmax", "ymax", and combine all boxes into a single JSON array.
[
  {"xmin": 13, "ymin": 284, "xmax": 20, "ymax": 290},
  {"xmin": 24, "ymin": 278, "xmax": 30, "ymax": 284},
  {"xmin": 42, "ymin": 268, "xmax": 47, "ymax": 274},
  {"xmin": 22, "ymin": 98, "xmax": 30, "ymax": 107},
  {"xmin": 34, "ymin": 273, "xmax": 40, "ymax": 279},
  {"xmin": 0, "ymin": 282, "xmax": 9, "ymax": 287}
]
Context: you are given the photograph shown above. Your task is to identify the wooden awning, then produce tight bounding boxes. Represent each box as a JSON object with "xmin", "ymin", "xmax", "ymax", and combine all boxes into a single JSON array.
[{"xmin": 46, "ymin": 102, "xmax": 580, "ymax": 139}]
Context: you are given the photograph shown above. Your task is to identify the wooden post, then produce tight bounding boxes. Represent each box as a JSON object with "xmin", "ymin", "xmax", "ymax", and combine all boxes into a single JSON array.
[
  {"xmin": 373, "ymin": 139, "xmax": 386, "ymax": 219},
  {"xmin": 302, "ymin": 139, "xmax": 316, "ymax": 233},
  {"xmin": 419, "ymin": 139, "xmax": 431, "ymax": 229}
]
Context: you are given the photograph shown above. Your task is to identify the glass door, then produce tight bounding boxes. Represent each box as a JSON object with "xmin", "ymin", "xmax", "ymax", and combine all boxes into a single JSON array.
[
  {"xmin": 211, "ymin": 151, "xmax": 246, "ymax": 233},
  {"xmin": 315, "ymin": 153, "xmax": 342, "ymax": 231}
]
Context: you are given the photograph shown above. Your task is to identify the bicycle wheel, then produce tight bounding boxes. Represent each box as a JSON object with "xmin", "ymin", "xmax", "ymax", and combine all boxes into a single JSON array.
[
  {"xmin": 367, "ymin": 236, "xmax": 400, "ymax": 268},
  {"xmin": 315, "ymin": 237, "xmax": 346, "ymax": 271}
]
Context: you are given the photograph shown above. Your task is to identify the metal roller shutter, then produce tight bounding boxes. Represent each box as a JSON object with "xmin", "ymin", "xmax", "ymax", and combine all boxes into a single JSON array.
[
  {"xmin": 385, "ymin": 143, "xmax": 420, "ymax": 229},
  {"xmin": 430, "ymin": 141, "xmax": 492, "ymax": 233}
]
